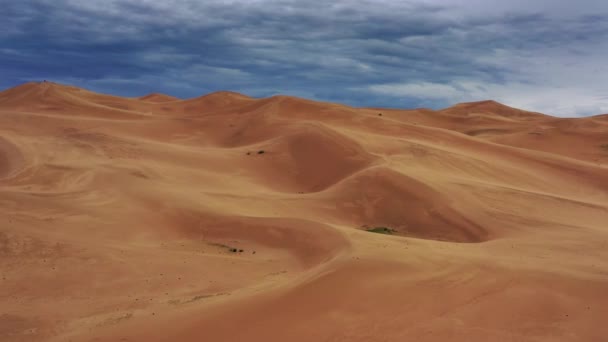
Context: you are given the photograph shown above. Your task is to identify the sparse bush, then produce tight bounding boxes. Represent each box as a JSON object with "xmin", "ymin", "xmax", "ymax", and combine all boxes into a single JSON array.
[{"xmin": 365, "ymin": 227, "xmax": 395, "ymax": 235}]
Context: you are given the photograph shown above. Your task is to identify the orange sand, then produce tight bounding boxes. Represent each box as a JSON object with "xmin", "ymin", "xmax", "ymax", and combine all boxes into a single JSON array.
[{"xmin": 1, "ymin": 82, "xmax": 608, "ymax": 341}]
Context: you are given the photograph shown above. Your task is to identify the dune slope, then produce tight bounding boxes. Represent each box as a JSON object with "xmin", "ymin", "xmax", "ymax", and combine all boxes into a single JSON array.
[{"xmin": 1, "ymin": 82, "xmax": 608, "ymax": 342}]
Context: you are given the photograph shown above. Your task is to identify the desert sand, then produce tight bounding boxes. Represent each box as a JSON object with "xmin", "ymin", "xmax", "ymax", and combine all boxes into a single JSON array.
[{"xmin": 1, "ymin": 81, "xmax": 608, "ymax": 341}]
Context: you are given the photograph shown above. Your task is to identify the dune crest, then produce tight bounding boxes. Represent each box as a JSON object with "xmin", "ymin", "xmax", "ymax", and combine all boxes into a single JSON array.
[
  {"xmin": 1, "ymin": 82, "xmax": 608, "ymax": 342},
  {"xmin": 440, "ymin": 100, "xmax": 546, "ymax": 119},
  {"xmin": 138, "ymin": 93, "xmax": 180, "ymax": 103}
]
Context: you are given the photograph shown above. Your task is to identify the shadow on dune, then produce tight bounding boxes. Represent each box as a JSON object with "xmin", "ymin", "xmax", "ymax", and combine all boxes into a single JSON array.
[{"xmin": 318, "ymin": 167, "xmax": 488, "ymax": 243}]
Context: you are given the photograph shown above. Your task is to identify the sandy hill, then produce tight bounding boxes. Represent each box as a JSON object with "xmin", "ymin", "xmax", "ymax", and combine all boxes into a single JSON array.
[
  {"xmin": 1, "ymin": 82, "xmax": 608, "ymax": 342},
  {"xmin": 440, "ymin": 99, "xmax": 546, "ymax": 119},
  {"xmin": 138, "ymin": 93, "xmax": 180, "ymax": 103}
]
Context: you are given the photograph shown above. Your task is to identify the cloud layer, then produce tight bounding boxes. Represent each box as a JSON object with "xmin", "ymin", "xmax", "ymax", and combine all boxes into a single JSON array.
[{"xmin": 2, "ymin": 0, "xmax": 608, "ymax": 116}]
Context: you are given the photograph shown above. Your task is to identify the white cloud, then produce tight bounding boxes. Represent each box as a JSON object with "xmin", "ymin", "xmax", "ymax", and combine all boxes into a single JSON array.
[
  {"xmin": 367, "ymin": 80, "xmax": 608, "ymax": 117},
  {"xmin": 368, "ymin": 82, "xmax": 463, "ymax": 100}
]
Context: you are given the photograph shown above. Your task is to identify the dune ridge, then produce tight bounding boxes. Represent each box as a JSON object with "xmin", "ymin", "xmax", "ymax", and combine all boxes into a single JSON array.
[
  {"xmin": 138, "ymin": 93, "xmax": 180, "ymax": 103},
  {"xmin": 1, "ymin": 82, "xmax": 608, "ymax": 342}
]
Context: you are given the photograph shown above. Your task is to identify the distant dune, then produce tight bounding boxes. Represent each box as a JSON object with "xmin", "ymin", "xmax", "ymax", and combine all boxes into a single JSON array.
[
  {"xmin": 1, "ymin": 82, "xmax": 608, "ymax": 342},
  {"xmin": 138, "ymin": 93, "xmax": 180, "ymax": 103}
]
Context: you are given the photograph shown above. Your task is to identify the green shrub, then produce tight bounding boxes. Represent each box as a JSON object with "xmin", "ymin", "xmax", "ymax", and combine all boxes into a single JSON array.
[{"xmin": 365, "ymin": 227, "xmax": 395, "ymax": 235}]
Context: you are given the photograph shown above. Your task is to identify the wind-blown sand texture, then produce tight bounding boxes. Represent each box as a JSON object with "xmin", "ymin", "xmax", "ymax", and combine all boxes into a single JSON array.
[{"xmin": 2, "ymin": 82, "xmax": 608, "ymax": 341}]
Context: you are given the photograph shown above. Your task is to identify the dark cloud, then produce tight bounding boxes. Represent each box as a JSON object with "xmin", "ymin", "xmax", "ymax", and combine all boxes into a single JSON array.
[{"xmin": 2, "ymin": 0, "xmax": 608, "ymax": 116}]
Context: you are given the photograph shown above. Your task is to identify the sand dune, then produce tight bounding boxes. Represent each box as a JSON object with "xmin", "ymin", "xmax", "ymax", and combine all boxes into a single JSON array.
[
  {"xmin": 1, "ymin": 82, "xmax": 608, "ymax": 341},
  {"xmin": 0, "ymin": 138, "xmax": 24, "ymax": 179},
  {"xmin": 138, "ymin": 93, "xmax": 180, "ymax": 103}
]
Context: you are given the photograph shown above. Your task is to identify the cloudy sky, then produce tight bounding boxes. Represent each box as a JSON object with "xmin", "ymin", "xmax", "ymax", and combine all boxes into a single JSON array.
[{"xmin": 2, "ymin": 0, "xmax": 608, "ymax": 116}]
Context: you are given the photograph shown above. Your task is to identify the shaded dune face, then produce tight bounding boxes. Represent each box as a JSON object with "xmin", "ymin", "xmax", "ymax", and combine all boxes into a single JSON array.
[
  {"xmin": 244, "ymin": 125, "xmax": 378, "ymax": 193},
  {"xmin": 323, "ymin": 168, "xmax": 487, "ymax": 242},
  {"xmin": 2, "ymin": 82, "xmax": 608, "ymax": 342},
  {"xmin": 278, "ymin": 127, "xmax": 376, "ymax": 192},
  {"xmin": 0, "ymin": 149, "xmax": 10, "ymax": 178},
  {"xmin": 0, "ymin": 138, "xmax": 24, "ymax": 179},
  {"xmin": 0, "ymin": 145, "xmax": 11, "ymax": 178}
]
